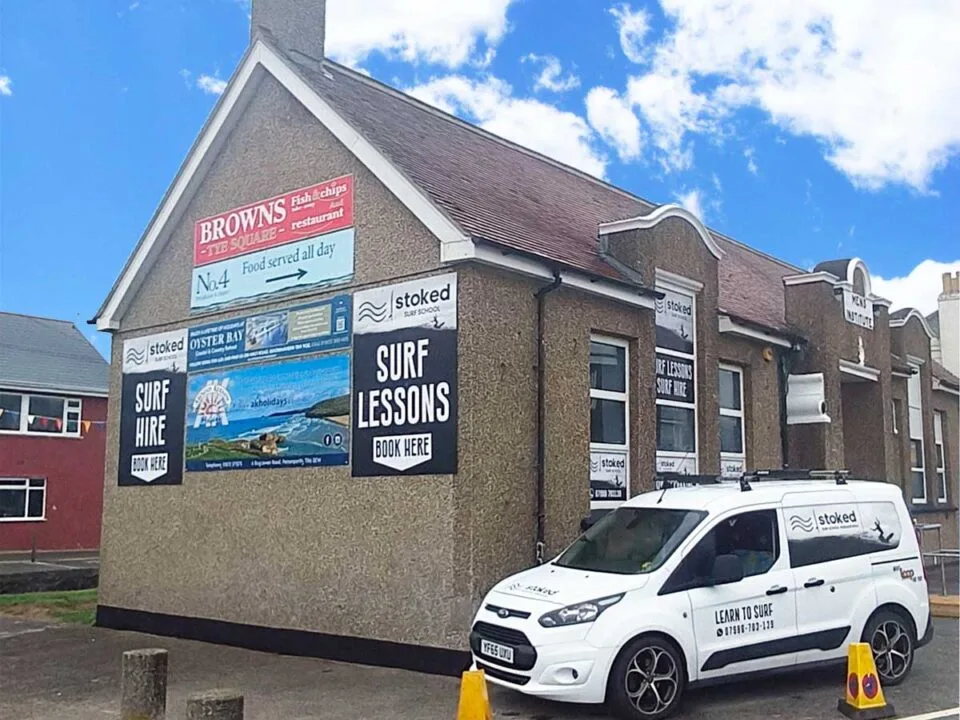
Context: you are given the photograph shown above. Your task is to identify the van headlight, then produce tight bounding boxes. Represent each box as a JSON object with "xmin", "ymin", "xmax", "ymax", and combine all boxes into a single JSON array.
[{"xmin": 538, "ymin": 594, "xmax": 624, "ymax": 628}]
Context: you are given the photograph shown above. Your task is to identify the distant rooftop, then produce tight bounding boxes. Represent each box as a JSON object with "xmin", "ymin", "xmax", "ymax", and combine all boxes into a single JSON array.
[{"xmin": 0, "ymin": 312, "xmax": 109, "ymax": 396}]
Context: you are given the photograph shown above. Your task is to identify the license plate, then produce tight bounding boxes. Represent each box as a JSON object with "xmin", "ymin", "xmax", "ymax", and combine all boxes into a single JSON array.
[{"xmin": 480, "ymin": 639, "xmax": 514, "ymax": 664}]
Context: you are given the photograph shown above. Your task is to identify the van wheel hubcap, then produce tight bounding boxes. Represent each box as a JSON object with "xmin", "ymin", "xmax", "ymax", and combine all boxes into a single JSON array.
[
  {"xmin": 871, "ymin": 620, "xmax": 911, "ymax": 681},
  {"xmin": 624, "ymin": 646, "xmax": 679, "ymax": 715}
]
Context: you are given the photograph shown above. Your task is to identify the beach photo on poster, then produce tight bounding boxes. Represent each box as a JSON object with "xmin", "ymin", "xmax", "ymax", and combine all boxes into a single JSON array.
[{"xmin": 185, "ymin": 353, "xmax": 350, "ymax": 471}]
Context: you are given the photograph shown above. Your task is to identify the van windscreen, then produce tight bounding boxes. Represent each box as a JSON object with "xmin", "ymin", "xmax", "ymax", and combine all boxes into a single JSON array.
[{"xmin": 555, "ymin": 507, "xmax": 707, "ymax": 575}]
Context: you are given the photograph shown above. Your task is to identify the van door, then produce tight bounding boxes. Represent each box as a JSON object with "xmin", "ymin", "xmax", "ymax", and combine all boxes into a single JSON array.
[
  {"xmin": 782, "ymin": 491, "xmax": 880, "ymax": 665},
  {"xmin": 659, "ymin": 507, "xmax": 799, "ymax": 681}
]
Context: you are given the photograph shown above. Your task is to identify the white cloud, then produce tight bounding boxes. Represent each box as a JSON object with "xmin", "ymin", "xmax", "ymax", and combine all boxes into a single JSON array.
[
  {"xmin": 522, "ymin": 54, "xmax": 580, "ymax": 92},
  {"xmin": 609, "ymin": 0, "xmax": 960, "ymax": 191},
  {"xmin": 0, "ymin": 75, "xmax": 12, "ymax": 96},
  {"xmin": 408, "ymin": 75, "xmax": 607, "ymax": 177},
  {"xmin": 326, "ymin": 0, "xmax": 515, "ymax": 69},
  {"xmin": 585, "ymin": 87, "xmax": 642, "ymax": 161},
  {"xmin": 873, "ymin": 259, "xmax": 960, "ymax": 315},
  {"xmin": 610, "ymin": 3, "xmax": 651, "ymax": 63},
  {"xmin": 744, "ymin": 146, "xmax": 758, "ymax": 175},
  {"xmin": 674, "ymin": 188, "xmax": 704, "ymax": 220},
  {"xmin": 196, "ymin": 74, "xmax": 227, "ymax": 95}
]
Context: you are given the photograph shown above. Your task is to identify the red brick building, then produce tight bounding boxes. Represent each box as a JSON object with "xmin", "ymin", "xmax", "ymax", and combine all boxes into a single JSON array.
[{"xmin": 0, "ymin": 313, "xmax": 109, "ymax": 552}]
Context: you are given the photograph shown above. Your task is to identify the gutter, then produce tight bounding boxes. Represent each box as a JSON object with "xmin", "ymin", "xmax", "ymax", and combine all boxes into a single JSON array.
[{"xmin": 534, "ymin": 270, "xmax": 563, "ymax": 565}]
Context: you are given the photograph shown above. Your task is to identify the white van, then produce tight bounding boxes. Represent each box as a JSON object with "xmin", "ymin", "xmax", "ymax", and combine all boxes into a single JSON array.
[{"xmin": 469, "ymin": 471, "xmax": 933, "ymax": 719}]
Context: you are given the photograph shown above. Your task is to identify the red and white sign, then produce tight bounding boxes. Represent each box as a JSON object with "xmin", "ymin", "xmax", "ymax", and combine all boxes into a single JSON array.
[{"xmin": 193, "ymin": 175, "xmax": 354, "ymax": 267}]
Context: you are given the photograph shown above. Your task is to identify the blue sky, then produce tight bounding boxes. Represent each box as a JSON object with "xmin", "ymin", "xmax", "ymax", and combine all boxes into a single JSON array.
[{"xmin": 1, "ymin": 0, "xmax": 958, "ymax": 360}]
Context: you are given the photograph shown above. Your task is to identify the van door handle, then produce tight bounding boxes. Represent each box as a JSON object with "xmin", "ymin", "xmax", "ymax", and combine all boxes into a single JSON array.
[
  {"xmin": 766, "ymin": 585, "xmax": 788, "ymax": 596},
  {"xmin": 804, "ymin": 578, "xmax": 825, "ymax": 588}
]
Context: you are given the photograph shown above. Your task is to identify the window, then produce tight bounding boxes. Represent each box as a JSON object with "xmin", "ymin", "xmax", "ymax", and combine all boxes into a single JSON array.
[
  {"xmin": 0, "ymin": 478, "xmax": 46, "ymax": 521},
  {"xmin": 655, "ymin": 280, "xmax": 698, "ymax": 473},
  {"xmin": 934, "ymin": 412, "xmax": 947, "ymax": 503},
  {"xmin": 590, "ymin": 337, "xmax": 629, "ymax": 505},
  {"xmin": 555, "ymin": 506, "xmax": 706, "ymax": 575},
  {"xmin": 907, "ymin": 365, "xmax": 925, "ymax": 503},
  {"xmin": 0, "ymin": 392, "xmax": 82, "ymax": 437},
  {"xmin": 661, "ymin": 510, "xmax": 780, "ymax": 593},
  {"xmin": 719, "ymin": 364, "xmax": 746, "ymax": 476}
]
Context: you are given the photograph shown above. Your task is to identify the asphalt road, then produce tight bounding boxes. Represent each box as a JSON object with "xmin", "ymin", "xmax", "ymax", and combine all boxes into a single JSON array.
[{"xmin": 0, "ymin": 616, "xmax": 956, "ymax": 720}]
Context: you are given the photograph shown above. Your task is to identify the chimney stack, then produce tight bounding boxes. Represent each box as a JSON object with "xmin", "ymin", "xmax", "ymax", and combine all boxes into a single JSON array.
[
  {"xmin": 251, "ymin": 0, "xmax": 326, "ymax": 60},
  {"xmin": 940, "ymin": 271, "xmax": 960, "ymax": 298},
  {"xmin": 937, "ymin": 270, "xmax": 959, "ymax": 377}
]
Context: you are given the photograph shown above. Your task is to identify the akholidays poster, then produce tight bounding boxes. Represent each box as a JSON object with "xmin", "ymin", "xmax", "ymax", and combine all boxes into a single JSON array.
[{"xmin": 185, "ymin": 353, "xmax": 350, "ymax": 472}]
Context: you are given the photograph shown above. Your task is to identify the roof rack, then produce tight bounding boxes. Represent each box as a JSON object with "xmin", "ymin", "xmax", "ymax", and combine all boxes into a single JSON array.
[{"xmin": 652, "ymin": 468, "xmax": 851, "ymax": 494}]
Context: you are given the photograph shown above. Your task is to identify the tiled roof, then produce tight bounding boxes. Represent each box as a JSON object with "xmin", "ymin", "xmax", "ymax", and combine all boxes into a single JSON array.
[
  {"xmin": 926, "ymin": 310, "xmax": 940, "ymax": 337},
  {"xmin": 932, "ymin": 361, "xmax": 959, "ymax": 389},
  {"xmin": 0, "ymin": 312, "xmax": 109, "ymax": 396},
  {"xmin": 303, "ymin": 59, "xmax": 802, "ymax": 332}
]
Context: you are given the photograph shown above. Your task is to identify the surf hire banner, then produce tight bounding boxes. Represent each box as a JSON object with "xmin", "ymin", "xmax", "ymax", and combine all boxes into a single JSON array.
[
  {"xmin": 118, "ymin": 328, "xmax": 188, "ymax": 486},
  {"xmin": 184, "ymin": 297, "xmax": 353, "ymax": 472},
  {"xmin": 190, "ymin": 175, "xmax": 355, "ymax": 312},
  {"xmin": 352, "ymin": 273, "xmax": 458, "ymax": 476}
]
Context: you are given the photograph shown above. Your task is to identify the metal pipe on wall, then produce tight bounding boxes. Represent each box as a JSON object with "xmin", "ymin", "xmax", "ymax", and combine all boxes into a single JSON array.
[{"xmin": 535, "ymin": 271, "xmax": 562, "ymax": 564}]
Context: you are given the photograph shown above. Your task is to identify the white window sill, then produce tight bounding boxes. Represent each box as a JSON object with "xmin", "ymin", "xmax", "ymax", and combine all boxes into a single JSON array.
[
  {"xmin": 0, "ymin": 517, "xmax": 47, "ymax": 523},
  {"xmin": 0, "ymin": 430, "xmax": 84, "ymax": 440}
]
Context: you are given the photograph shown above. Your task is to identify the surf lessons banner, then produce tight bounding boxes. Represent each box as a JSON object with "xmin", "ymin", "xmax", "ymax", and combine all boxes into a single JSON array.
[{"xmin": 351, "ymin": 273, "xmax": 458, "ymax": 476}]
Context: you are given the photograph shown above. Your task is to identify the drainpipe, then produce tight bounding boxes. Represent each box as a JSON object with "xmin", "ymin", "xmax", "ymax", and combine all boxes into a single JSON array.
[
  {"xmin": 777, "ymin": 348, "xmax": 790, "ymax": 468},
  {"xmin": 535, "ymin": 270, "xmax": 563, "ymax": 565}
]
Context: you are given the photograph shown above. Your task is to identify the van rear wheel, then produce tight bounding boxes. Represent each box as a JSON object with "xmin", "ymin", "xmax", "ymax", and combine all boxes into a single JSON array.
[
  {"xmin": 862, "ymin": 609, "xmax": 915, "ymax": 686},
  {"xmin": 608, "ymin": 636, "xmax": 686, "ymax": 720}
]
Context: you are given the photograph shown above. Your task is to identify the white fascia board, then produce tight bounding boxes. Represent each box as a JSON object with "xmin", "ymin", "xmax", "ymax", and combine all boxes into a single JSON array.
[
  {"xmin": 0, "ymin": 383, "xmax": 109, "ymax": 398},
  {"xmin": 465, "ymin": 244, "xmax": 656, "ymax": 310},
  {"xmin": 782, "ymin": 271, "xmax": 840, "ymax": 287},
  {"xmin": 95, "ymin": 41, "xmax": 471, "ymax": 331},
  {"xmin": 655, "ymin": 268, "xmax": 704, "ymax": 294},
  {"xmin": 889, "ymin": 309, "xmax": 936, "ymax": 338},
  {"xmin": 717, "ymin": 314, "xmax": 793, "ymax": 348},
  {"xmin": 838, "ymin": 359, "xmax": 881, "ymax": 382},
  {"xmin": 597, "ymin": 204, "xmax": 723, "ymax": 260}
]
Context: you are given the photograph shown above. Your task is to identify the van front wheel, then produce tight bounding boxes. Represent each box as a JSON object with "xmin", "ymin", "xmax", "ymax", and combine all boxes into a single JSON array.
[
  {"xmin": 862, "ymin": 609, "xmax": 915, "ymax": 686},
  {"xmin": 608, "ymin": 636, "xmax": 686, "ymax": 720}
]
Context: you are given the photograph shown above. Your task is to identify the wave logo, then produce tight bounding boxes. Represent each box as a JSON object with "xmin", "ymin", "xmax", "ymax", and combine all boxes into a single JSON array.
[
  {"xmin": 590, "ymin": 458, "xmax": 600, "ymax": 472},
  {"xmin": 357, "ymin": 298, "xmax": 390, "ymax": 324},
  {"xmin": 789, "ymin": 514, "xmax": 816, "ymax": 533},
  {"xmin": 124, "ymin": 345, "xmax": 147, "ymax": 366},
  {"xmin": 655, "ymin": 297, "xmax": 666, "ymax": 315}
]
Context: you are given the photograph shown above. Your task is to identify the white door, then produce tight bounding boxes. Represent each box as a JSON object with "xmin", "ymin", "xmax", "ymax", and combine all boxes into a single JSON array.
[{"xmin": 661, "ymin": 507, "xmax": 799, "ymax": 681}]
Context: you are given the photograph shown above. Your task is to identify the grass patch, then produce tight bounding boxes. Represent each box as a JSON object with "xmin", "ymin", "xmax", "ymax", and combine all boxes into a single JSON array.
[{"xmin": 0, "ymin": 589, "xmax": 97, "ymax": 625}]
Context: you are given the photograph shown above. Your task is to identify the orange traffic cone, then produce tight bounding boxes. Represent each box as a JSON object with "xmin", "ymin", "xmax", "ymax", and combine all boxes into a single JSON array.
[
  {"xmin": 838, "ymin": 642, "xmax": 895, "ymax": 719},
  {"xmin": 456, "ymin": 668, "xmax": 493, "ymax": 720}
]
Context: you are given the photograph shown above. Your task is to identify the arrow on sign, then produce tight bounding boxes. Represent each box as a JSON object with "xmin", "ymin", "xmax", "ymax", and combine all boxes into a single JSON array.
[{"xmin": 266, "ymin": 268, "xmax": 308, "ymax": 283}]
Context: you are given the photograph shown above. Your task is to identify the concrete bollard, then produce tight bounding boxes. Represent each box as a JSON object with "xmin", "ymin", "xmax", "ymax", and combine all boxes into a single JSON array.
[
  {"xmin": 185, "ymin": 690, "xmax": 244, "ymax": 720},
  {"xmin": 121, "ymin": 648, "xmax": 168, "ymax": 720}
]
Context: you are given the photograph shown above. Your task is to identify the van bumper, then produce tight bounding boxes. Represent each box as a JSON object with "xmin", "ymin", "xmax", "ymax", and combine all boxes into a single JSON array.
[{"xmin": 917, "ymin": 613, "xmax": 934, "ymax": 648}]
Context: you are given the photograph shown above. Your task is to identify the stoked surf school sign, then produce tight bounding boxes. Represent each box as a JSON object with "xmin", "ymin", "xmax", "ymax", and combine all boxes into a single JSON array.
[
  {"xmin": 190, "ymin": 176, "xmax": 355, "ymax": 311},
  {"xmin": 351, "ymin": 273, "xmax": 458, "ymax": 476},
  {"xmin": 118, "ymin": 329, "xmax": 188, "ymax": 486}
]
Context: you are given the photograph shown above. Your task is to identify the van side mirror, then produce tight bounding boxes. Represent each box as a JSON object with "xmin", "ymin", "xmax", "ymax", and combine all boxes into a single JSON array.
[{"xmin": 709, "ymin": 554, "xmax": 744, "ymax": 586}]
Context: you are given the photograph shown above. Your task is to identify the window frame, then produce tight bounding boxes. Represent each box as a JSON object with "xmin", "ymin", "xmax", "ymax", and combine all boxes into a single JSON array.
[
  {"xmin": 906, "ymin": 363, "xmax": 926, "ymax": 504},
  {"xmin": 719, "ymin": 363, "xmax": 746, "ymax": 476},
  {"xmin": 0, "ymin": 477, "xmax": 47, "ymax": 522},
  {"xmin": 0, "ymin": 391, "xmax": 83, "ymax": 438},
  {"xmin": 589, "ymin": 334, "xmax": 630, "ymax": 509},
  {"xmin": 934, "ymin": 411, "xmax": 947, "ymax": 503}
]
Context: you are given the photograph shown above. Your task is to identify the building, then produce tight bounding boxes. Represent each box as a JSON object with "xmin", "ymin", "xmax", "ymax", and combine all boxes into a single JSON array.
[
  {"xmin": 90, "ymin": 0, "xmax": 959, "ymax": 674},
  {"xmin": 0, "ymin": 312, "xmax": 109, "ymax": 552}
]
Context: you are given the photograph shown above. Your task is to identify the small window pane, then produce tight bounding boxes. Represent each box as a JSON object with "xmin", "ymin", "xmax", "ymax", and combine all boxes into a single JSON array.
[
  {"xmin": 911, "ymin": 471, "xmax": 926, "ymax": 500},
  {"xmin": 0, "ymin": 393, "xmax": 21, "ymax": 431},
  {"xmin": 0, "ymin": 489, "xmax": 27, "ymax": 518},
  {"xmin": 720, "ymin": 415, "xmax": 743, "ymax": 454},
  {"xmin": 29, "ymin": 479, "xmax": 44, "ymax": 488},
  {"xmin": 657, "ymin": 405, "xmax": 695, "ymax": 453},
  {"xmin": 590, "ymin": 342, "xmax": 626, "ymax": 393},
  {"xmin": 719, "ymin": 369, "xmax": 741, "ymax": 411},
  {"xmin": 935, "ymin": 444, "xmax": 944, "ymax": 469},
  {"xmin": 27, "ymin": 396, "xmax": 65, "ymax": 434},
  {"xmin": 910, "ymin": 440, "xmax": 923, "ymax": 469},
  {"xmin": 937, "ymin": 472, "xmax": 947, "ymax": 501},
  {"xmin": 27, "ymin": 489, "xmax": 44, "ymax": 518},
  {"xmin": 591, "ymin": 398, "xmax": 626, "ymax": 445}
]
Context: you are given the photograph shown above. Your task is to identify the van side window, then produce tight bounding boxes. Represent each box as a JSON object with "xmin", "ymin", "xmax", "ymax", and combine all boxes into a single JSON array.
[
  {"xmin": 785, "ymin": 501, "xmax": 902, "ymax": 568},
  {"xmin": 659, "ymin": 509, "xmax": 780, "ymax": 594}
]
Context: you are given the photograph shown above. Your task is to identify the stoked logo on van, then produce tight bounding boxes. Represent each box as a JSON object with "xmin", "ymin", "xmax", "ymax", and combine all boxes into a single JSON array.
[{"xmin": 505, "ymin": 582, "xmax": 560, "ymax": 597}]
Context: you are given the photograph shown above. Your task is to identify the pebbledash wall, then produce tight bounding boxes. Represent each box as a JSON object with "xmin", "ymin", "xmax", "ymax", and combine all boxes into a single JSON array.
[{"xmin": 92, "ymin": 32, "xmax": 958, "ymax": 671}]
